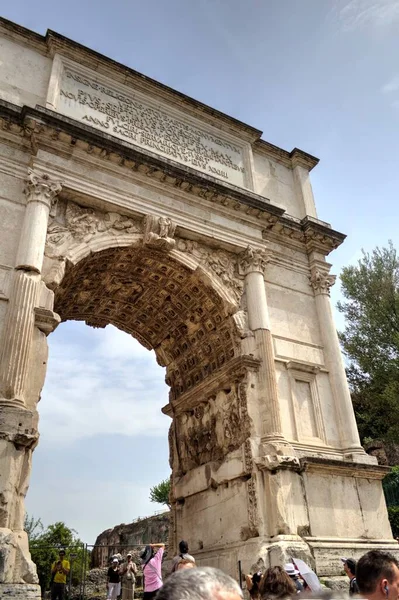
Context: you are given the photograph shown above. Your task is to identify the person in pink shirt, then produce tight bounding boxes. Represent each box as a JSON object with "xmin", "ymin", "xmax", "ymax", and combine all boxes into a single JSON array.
[{"xmin": 140, "ymin": 543, "xmax": 165, "ymax": 600}]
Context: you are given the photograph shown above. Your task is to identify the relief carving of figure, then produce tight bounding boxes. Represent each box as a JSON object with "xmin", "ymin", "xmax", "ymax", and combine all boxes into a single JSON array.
[
  {"xmin": 45, "ymin": 200, "xmax": 142, "ymax": 258},
  {"xmin": 176, "ymin": 238, "xmax": 243, "ymax": 302},
  {"xmin": 143, "ymin": 214, "xmax": 176, "ymax": 251}
]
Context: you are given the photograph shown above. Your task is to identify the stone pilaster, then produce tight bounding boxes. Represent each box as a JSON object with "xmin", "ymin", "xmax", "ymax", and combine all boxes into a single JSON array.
[
  {"xmin": 238, "ymin": 246, "xmax": 286, "ymax": 445},
  {"xmin": 309, "ymin": 262, "xmax": 363, "ymax": 454},
  {"xmin": 0, "ymin": 170, "xmax": 62, "ymax": 407}
]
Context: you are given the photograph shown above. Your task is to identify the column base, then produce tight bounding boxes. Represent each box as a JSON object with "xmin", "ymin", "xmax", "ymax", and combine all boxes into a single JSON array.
[
  {"xmin": 0, "ymin": 584, "xmax": 41, "ymax": 599},
  {"xmin": 0, "ymin": 398, "xmax": 25, "ymax": 408}
]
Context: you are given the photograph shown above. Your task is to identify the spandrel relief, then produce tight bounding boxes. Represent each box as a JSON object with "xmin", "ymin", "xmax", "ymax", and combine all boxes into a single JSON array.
[
  {"xmin": 176, "ymin": 238, "xmax": 243, "ymax": 303},
  {"xmin": 45, "ymin": 199, "xmax": 142, "ymax": 258}
]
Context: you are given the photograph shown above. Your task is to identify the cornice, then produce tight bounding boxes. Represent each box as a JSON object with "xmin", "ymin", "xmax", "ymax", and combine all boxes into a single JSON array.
[
  {"xmin": 253, "ymin": 140, "xmax": 320, "ymax": 172},
  {"xmin": 0, "ymin": 100, "xmax": 345, "ymax": 256},
  {"xmin": 300, "ymin": 457, "xmax": 389, "ymax": 480}
]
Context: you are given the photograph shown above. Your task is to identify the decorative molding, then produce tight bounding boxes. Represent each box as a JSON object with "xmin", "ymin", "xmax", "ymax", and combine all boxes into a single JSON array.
[
  {"xmin": 287, "ymin": 365, "xmax": 327, "ymax": 445},
  {"xmin": 24, "ymin": 168, "xmax": 62, "ymax": 215},
  {"xmin": 143, "ymin": 214, "xmax": 176, "ymax": 251},
  {"xmin": 286, "ymin": 361, "xmax": 320, "ymax": 374},
  {"xmin": 255, "ymin": 454, "xmax": 301, "ymax": 472},
  {"xmin": 300, "ymin": 457, "xmax": 390, "ymax": 480},
  {"xmin": 238, "ymin": 245, "xmax": 271, "ymax": 276}
]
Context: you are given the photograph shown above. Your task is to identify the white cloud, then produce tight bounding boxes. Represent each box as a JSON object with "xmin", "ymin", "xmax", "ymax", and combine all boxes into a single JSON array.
[
  {"xmin": 381, "ymin": 75, "xmax": 399, "ymax": 94},
  {"xmin": 334, "ymin": 0, "xmax": 399, "ymax": 31},
  {"xmin": 39, "ymin": 323, "xmax": 170, "ymax": 445}
]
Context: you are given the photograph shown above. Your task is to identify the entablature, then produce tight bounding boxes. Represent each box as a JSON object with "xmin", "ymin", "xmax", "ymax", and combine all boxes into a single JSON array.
[{"xmin": 0, "ymin": 99, "xmax": 345, "ymax": 257}]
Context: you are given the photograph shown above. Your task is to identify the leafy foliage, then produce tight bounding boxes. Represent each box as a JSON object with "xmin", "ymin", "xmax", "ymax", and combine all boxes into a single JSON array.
[
  {"xmin": 387, "ymin": 507, "xmax": 399, "ymax": 538},
  {"xmin": 25, "ymin": 517, "xmax": 89, "ymax": 594},
  {"xmin": 383, "ymin": 466, "xmax": 399, "ymax": 507},
  {"xmin": 338, "ymin": 242, "xmax": 399, "ymax": 444},
  {"xmin": 149, "ymin": 479, "xmax": 171, "ymax": 508}
]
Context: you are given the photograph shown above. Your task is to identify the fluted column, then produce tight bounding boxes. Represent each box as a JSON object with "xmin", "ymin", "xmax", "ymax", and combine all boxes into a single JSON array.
[
  {"xmin": 0, "ymin": 170, "xmax": 62, "ymax": 406},
  {"xmin": 239, "ymin": 246, "xmax": 286, "ymax": 444},
  {"xmin": 309, "ymin": 263, "xmax": 362, "ymax": 452}
]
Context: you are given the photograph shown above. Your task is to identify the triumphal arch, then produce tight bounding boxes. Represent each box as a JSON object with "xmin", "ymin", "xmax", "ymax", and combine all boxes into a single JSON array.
[{"xmin": 0, "ymin": 17, "xmax": 396, "ymax": 598}]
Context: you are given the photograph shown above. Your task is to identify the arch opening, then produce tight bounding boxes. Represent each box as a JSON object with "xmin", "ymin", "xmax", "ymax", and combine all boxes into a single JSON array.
[{"xmin": 54, "ymin": 246, "xmax": 240, "ymax": 401}]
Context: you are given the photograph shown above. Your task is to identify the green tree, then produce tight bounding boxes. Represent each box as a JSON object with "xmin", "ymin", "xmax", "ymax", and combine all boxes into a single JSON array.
[
  {"xmin": 338, "ymin": 242, "xmax": 399, "ymax": 444},
  {"xmin": 24, "ymin": 514, "xmax": 43, "ymax": 542},
  {"xmin": 149, "ymin": 479, "xmax": 171, "ymax": 508},
  {"xmin": 26, "ymin": 518, "xmax": 89, "ymax": 595}
]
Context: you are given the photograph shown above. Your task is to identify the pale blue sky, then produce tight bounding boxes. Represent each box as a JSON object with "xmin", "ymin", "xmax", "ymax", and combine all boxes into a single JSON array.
[{"xmin": 2, "ymin": 0, "xmax": 398, "ymax": 542}]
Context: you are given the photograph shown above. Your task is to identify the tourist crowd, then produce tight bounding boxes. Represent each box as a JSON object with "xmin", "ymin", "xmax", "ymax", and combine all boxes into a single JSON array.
[{"xmin": 49, "ymin": 543, "xmax": 399, "ymax": 600}]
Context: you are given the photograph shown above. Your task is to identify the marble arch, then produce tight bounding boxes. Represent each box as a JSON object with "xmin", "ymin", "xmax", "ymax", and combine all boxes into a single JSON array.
[{"xmin": 0, "ymin": 17, "xmax": 397, "ymax": 599}]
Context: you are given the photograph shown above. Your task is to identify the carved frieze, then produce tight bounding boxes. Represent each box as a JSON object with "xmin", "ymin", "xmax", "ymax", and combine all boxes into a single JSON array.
[
  {"xmin": 143, "ymin": 215, "xmax": 176, "ymax": 251},
  {"xmin": 45, "ymin": 200, "xmax": 142, "ymax": 257},
  {"xmin": 176, "ymin": 238, "xmax": 243, "ymax": 302},
  {"xmin": 175, "ymin": 382, "xmax": 250, "ymax": 474}
]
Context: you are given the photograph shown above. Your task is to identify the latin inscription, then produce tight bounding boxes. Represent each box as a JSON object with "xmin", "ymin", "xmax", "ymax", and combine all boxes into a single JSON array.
[{"xmin": 57, "ymin": 69, "xmax": 247, "ymax": 187}]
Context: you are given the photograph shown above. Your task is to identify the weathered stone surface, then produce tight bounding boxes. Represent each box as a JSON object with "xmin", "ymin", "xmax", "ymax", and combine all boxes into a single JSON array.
[
  {"xmin": 92, "ymin": 513, "xmax": 170, "ymax": 568},
  {"xmin": 0, "ymin": 16, "xmax": 395, "ymax": 593},
  {"xmin": 0, "ymin": 583, "xmax": 41, "ymax": 598}
]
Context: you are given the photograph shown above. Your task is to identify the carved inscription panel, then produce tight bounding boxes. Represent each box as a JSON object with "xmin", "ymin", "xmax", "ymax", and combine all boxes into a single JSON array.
[{"xmin": 54, "ymin": 61, "xmax": 248, "ymax": 188}]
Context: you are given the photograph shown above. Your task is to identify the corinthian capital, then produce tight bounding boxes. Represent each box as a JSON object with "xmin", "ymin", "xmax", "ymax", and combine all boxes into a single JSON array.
[
  {"xmin": 24, "ymin": 169, "xmax": 62, "ymax": 215},
  {"xmin": 238, "ymin": 245, "xmax": 271, "ymax": 276},
  {"xmin": 309, "ymin": 267, "xmax": 336, "ymax": 295}
]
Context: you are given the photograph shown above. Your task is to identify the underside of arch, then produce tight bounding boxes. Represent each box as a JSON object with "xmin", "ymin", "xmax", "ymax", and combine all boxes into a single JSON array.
[{"xmin": 53, "ymin": 245, "xmax": 240, "ymax": 399}]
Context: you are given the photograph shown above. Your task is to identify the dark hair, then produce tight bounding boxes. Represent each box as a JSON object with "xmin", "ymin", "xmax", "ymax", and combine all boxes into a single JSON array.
[
  {"xmin": 155, "ymin": 566, "xmax": 242, "ymax": 600},
  {"xmin": 179, "ymin": 540, "xmax": 189, "ymax": 554},
  {"xmin": 259, "ymin": 566, "xmax": 296, "ymax": 599},
  {"xmin": 344, "ymin": 559, "xmax": 356, "ymax": 576},
  {"xmin": 357, "ymin": 551, "xmax": 399, "ymax": 595}
]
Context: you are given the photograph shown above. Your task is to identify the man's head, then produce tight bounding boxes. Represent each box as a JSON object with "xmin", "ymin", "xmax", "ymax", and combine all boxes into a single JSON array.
[
  {"xmin": 127, "ymin": 553, "xmax": 132, "ymax": 561},
  {"xmin": 356, "ymin": 551, "xmax": 399, "ymax": 600},
  {"xmin": 155, "ymin": 566, "xmax": 243, "ymax": 600},
  {"xmin": 112, "ymin": 558, "xmax": 119, "ymax": 566},
  {"xmin": 176, "ymin": 559, "xmax": 196, "ymax": 571},
  {"xmin": 59, "ymin": 550, "xmax": 66, "ymax": 559},
  {"xmin": 341, "ymin": 558, "xmax": 357, "ymax": 578},
  {"xmin": 179, "ymin": 540, "xmax": 189, "ymax": 554}
]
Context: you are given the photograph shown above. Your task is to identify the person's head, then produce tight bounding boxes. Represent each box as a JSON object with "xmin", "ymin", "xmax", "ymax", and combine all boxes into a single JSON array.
[
  {"xmin": 155, "ymin": 566, "xmax": 243, "ymax": 600},
  {"xmin": 259, "ymin": 566, "xmax": 296, "ymax": 599},
  {"xmin": 341, "ymin": 558, "xmax": 356, "ymax": 578},
  {"xmin": 179, "ymin": 540, "xmax": 189, "ymax": 554},
  {"xmin": 112, "ymin": 558, "xmax": 119, "ymax": 567},
  {"xmin": 176, "ymin": 559, "xmax": 196, "ymax": 571},
  {"xmin": 140, "ymin": 545, "xmax": 154, "ymax": 565},
  {"xmin": 127, "ymin": 553, "xmax": 132, "ymax": 562},
  {"xmin": 246, "ymin": 571, "xmax": 262, "ymax": 600},
  {"xmin": 59, "ymin": 550, "xmax": 66, "ymax": 559},
  {"xmin": 284, "ymin": 564, "xmax": 299, "ymax": 580},
  {"xmin": 356, "ymin": 551, "xmax": 399, "ymax": 600}
]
